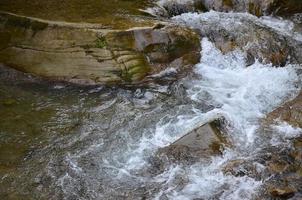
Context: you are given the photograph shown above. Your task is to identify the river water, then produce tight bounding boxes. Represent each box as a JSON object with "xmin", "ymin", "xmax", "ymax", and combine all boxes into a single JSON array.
[{"xmin": 0, "ymin": 10, "xmax": 302, "ymax": 200}]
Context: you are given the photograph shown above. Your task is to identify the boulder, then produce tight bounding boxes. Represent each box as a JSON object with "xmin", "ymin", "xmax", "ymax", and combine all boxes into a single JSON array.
[
  {"xmin": 0, "ymin": 12, "xmax": 201, "ymax": 85},
  {"xmin": 175, "ymin": 11, "xmax": 302, "ymax": 66},
  {"xmin": 200, "ymin": 0, "xmax": 302, "ymax": 17},
  {"xmin": 148, "ymin": 119, "xmax": 229, "ymax": 174},
  {"xmin": 265, "ymin": 92, "xmax": 302, "ymax": 128},
  {"xmin": 257, "ymin": 93, "xmax": 302, "ymax": 199},
  {"xmin": 171, "ymin": 120, "xmax": 226, "ymax": 151},
  {"xmin": 222, "ymin": 159, "xmax": 263, "ymax": 179},
  {"xmin": 150, "ymin": 0, "xmax": 302, "ymax": 18},
  {"xmin": 149, "ymin": 0, "xmax": 206, "ymax": 17},
  {"xmin": 268, "ymin": 186, "xmax": 297, "ymax": 199}
]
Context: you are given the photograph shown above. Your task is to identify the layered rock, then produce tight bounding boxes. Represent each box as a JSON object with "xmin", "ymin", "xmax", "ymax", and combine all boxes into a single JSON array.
[{"xmin": 0, "ymin": 12, "xmax": 201, "ymax": 85}]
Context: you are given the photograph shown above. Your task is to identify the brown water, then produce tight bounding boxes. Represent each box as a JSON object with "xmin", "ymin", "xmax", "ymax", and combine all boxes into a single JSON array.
[
  {"xmin": 0, "ymin": 0, "xmax": 156, "ymax": 28},
  {"xmin": 0, "ymin": 65, "xmax": 116, "ymax": 199}
]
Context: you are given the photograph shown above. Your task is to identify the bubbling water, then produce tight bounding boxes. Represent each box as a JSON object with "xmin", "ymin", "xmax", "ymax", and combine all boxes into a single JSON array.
[{"xmin": 35, "ymin": 11, "xmax": 302, "ymax": 200}]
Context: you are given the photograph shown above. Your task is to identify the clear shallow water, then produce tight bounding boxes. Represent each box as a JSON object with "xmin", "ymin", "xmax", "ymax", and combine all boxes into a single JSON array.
[{"xmin": 1, "ymin": 11, "xmax": 302, "ymax": 200}]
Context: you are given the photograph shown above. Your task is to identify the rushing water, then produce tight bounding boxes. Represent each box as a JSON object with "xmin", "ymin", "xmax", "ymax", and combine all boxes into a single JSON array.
[{"xmin": 1, "ymin": 10, "xmax": 302, "ymax": 200}]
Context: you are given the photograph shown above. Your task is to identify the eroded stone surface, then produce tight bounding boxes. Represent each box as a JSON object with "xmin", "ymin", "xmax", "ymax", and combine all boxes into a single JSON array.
[{"xmin": 0, "ymin": 12, "xmax": 201, "ymax": 85}]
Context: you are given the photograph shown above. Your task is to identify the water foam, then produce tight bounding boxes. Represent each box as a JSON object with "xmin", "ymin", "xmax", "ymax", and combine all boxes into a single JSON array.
[
  {"xmin": 52, "ymin": 11, "xmax": 301, "ymax": 200},
  {"xmin": 148, "ymin": 37, "xmax": 299, "ymax": 199}
]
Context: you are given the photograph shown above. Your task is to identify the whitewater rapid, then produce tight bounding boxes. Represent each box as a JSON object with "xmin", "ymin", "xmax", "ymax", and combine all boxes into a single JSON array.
[{"xmin": 40, "ymin": 11, "xmax": 302, "ymax": 200}]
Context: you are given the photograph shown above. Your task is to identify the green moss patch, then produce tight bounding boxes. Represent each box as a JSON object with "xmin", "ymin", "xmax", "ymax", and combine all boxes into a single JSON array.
[{"xmin": 95, "ymin": 36, "xmax": 107, "ymax": 49}]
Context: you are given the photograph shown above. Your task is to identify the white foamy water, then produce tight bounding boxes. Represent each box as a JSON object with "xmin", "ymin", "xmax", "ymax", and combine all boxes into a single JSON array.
[
  {"xmin": 270, "ymin": 121, "xmax": 302, "ymax": 146},
  {"xmin": 188, "ymin": 38, "xmax": 300, "ymax": 146},
  {"xmin": 49, "ymin": 11, "xmax": 301, "ymax": 200},
  {"xmin": 173, "ymin": 11, "xmax": 302, "ymax": 42},
  {"xmin": 144, "ymin": 37, "xmax": 299, "ymax": 199},
  {"xmin": 53, "ymin": 38, "xmax": 300, "ymax": 200}
]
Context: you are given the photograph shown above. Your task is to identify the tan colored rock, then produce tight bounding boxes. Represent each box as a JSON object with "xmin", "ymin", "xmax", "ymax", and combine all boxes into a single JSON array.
[
  {"xmin": 155, "ymin": 119, "xmax": 229, "ymax": 164},
  {"xmin": 0, "ymin": 12, "xmax": 201, "ymax": 85},
  {"xmin": 222, "ymin": 159, "xmax": 262, "ymax": 178},
  {"xmin": 147, "ymin": 119, "xmax": 229, "ymax": 175},
  {"xmin": 265, "ymin": 92, "xmax": 302, "ymax": 128},
  {"xmin": 172, "ymin": 122, "xmax": 225, "ymax": 152},
  {"xmin": 268, "ymin": 186, "xmax": 297, "ymax": 198}
]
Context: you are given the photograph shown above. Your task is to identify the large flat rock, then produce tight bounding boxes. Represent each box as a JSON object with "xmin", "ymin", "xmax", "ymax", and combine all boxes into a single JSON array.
[{"xmin": 0, "ymin": 12, "xmax": 201, "ymax": 85}]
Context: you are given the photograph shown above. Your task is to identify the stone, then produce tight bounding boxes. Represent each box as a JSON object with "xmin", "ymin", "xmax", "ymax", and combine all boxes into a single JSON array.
[
  {"xmin": 265, "ymin": 92, "xmax": 302, "ymax": 128},
  {"xmin": 222, "ymin": 159, "xmax": 263, "ymax": 179},
  {"xmin": 151, "ymin": 0, "xmax": 302, "ymax": 19},
  {"xmin": 268, "ymin": 186, "xmax": 297, "ymax": 198},
  {"xmin": 180, "ymin": 11, "xmax": 302, "ymax": 66},
  {"xmin": 200, "ymin": 0, "xmax": 302, "ymax": 17},
  {"xmin": 148, "ymin": 118, "xmax": 229, "ymax": 175},
  {"xmin": 172, "ymin": 122, "xmax": 225, "ymax": 151},
  {"xmin": 0, "ymin": 12, "xmax": 201, "ymax": 85},
  {"xmin": 160, "ymin": 0, "xmax": 206, "ymax": 17}
]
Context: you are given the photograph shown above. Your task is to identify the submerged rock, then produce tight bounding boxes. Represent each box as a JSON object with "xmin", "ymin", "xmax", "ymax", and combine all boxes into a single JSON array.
[{"xmin": 0, "ymin": 12, "xmax": 201, "ymax": 85}]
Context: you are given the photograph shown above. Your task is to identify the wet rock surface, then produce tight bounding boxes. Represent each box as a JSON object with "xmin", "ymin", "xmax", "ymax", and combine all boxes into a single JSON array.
[
  {"xmin": 261, "ymin": 92, "xmax": 302, "ymax": 199},
  {"xmin": 175, "ymin": 11, "xmax": 302, "ymax": 66},
  {"xmin": 200, "ymin": 0, "xmax": 302, "ymax": 17},
  {"xmin": 0, "ymin": 0, "xmax": 301, "ymax": 199},
  {"xmin": 0, "ymin": 12, "xmax": 200, "ymax": 85},
  {"xmin": 148, "ymin": 119, "xmax": 229, "ymax": 174},
  {"xmin": 152, "ymin": 0, "xmax": 302, "ymax": 18},
  {"xmin": 220, "ymin": 92, "xmax": 302, "ymax": 199},
  {"xmin": 265, "ymin": 92, "xmax": 302, "ymax": 128}
]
